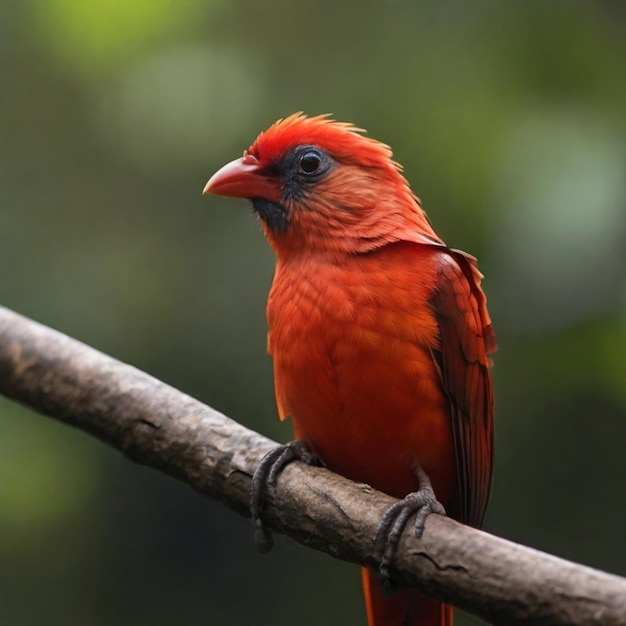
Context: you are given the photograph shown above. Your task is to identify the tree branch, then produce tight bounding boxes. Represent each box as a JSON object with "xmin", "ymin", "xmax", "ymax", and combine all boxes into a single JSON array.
[{"xmin": 0, "ymin": 305, "xmax": 624, "ymax": 625}]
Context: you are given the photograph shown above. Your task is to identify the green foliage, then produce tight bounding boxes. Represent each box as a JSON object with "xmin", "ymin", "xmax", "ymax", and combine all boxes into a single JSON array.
[{"xmin": 26, "ymin": 0, "xmax": 209, "ymax": 77}]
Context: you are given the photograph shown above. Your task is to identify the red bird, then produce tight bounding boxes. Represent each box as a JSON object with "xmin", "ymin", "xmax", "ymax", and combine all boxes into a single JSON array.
[{"xmin": 204, "ymin": 114, "xmax": 495, "ymax": 626}]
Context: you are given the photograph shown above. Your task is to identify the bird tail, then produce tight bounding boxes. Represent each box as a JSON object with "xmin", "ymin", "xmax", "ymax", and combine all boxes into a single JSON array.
[{"xmin": 361, "ymin": 567, "xmax": 453, "ymax": 626}]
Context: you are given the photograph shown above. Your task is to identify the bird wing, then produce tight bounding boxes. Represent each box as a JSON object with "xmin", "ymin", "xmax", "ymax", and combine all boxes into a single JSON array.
[{"xmin": 430, "ymin": 248, "xmax": 496, "ymax": 528}]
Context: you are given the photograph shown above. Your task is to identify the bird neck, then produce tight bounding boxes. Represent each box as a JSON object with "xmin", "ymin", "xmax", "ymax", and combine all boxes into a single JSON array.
[{"xmin": 263, "ymin": 187, "xmax": 443, "ymax": 262}]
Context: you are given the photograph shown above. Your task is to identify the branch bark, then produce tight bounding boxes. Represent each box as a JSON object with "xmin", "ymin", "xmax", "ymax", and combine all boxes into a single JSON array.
[{"xmin": 0, "ymin": 305, "xmax": 624, "ymax": 626}]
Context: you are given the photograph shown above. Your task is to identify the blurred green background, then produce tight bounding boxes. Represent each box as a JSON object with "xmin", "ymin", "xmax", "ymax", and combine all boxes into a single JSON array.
[{"xmin": 2, "ymin": 1, "xmax": 625, "ymax": 625}]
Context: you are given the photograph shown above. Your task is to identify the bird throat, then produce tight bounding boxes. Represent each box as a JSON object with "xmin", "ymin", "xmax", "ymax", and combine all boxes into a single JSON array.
[{"xmin": 251, "ymin": 198, "xmax": 289, "ymax": 234}]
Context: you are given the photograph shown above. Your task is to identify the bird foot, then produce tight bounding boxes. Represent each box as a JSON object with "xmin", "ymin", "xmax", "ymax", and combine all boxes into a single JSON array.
[
  {"xmin": 250, "ymin": 439, "xmax": 323, "ymax": 553},
  {"xmin": 375, "ymin": 465, "xmax": 446, "ymax": 593}
]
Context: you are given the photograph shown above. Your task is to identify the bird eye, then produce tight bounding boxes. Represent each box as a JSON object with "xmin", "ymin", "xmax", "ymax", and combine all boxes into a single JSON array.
[{"xmin": 298, "ymin": 152, "xmax": 322, "ymax": 175}]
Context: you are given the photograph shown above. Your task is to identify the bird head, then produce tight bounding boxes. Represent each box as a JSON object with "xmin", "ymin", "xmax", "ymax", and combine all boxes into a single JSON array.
[{"xmin": 203, "ymin": 113, "xmax": 441, "ymax": 258}]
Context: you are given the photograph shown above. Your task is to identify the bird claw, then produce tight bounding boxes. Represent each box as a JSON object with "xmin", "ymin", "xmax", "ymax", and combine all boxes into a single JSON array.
[
  {"xmin": 375, "ymin": 465, "xmax": 445, "ymax": 592},
  {"xmin": 254, "ymin": 516, "xmax": 274, "ymax": 554},
  {"xmin": 250, "ymin": 439, "xmax": 322, "ymax": 553}
]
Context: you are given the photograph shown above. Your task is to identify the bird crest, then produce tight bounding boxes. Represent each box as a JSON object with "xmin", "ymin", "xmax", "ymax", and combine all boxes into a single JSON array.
[{"xmin": 246, "ymin": 112, "xmax": 399, "ymax": 171}]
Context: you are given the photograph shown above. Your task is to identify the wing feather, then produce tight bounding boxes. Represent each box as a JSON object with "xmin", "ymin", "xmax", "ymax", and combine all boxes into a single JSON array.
[{"xmin": 430, "ymin": 249, "xmax": 496, "ymax": 528}]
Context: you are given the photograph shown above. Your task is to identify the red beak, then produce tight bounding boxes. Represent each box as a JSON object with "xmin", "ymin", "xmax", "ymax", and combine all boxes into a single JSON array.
[{"xmin": 202, "ymin": 154, "xmax": 281, "ymax": 203}]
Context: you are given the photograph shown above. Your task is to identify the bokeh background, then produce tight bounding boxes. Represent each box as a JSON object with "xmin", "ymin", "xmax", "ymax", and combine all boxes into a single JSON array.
[{"xmin": 2, "ymin": 2, "xmax": 625, "ymax": 625}]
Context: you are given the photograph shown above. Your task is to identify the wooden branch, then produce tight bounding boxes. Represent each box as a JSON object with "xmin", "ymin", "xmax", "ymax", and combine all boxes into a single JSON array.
[{"xmin": 0, "ymin": 305, "xmax": 624, "ymax": 626}]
